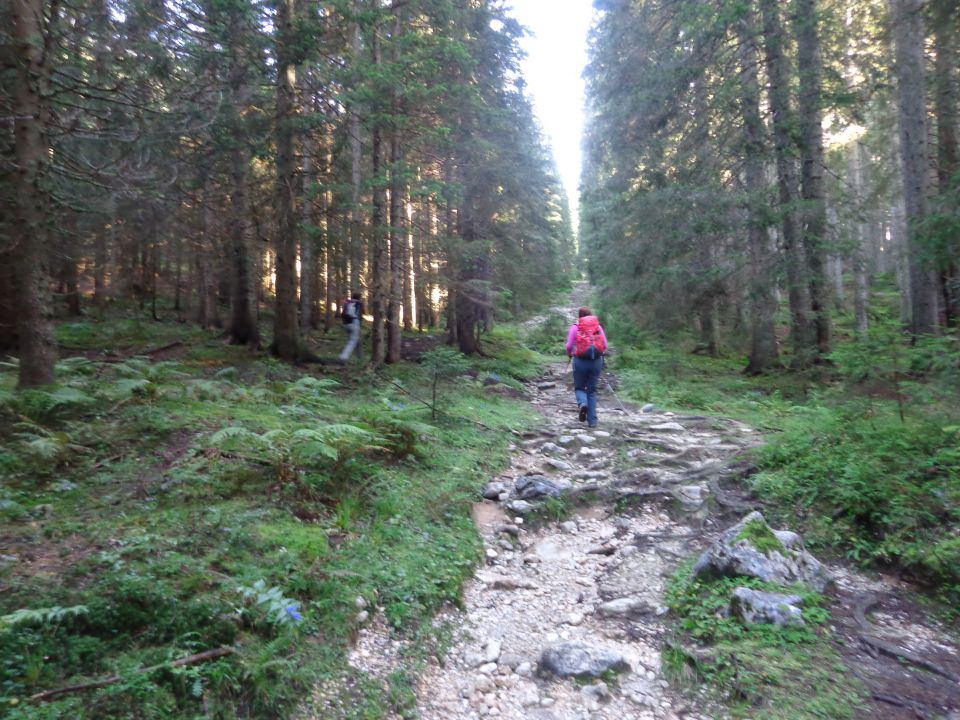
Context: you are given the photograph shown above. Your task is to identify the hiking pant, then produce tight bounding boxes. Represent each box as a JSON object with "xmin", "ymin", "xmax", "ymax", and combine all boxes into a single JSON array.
[
  {"xmin": 339, "ymin": 320, "xmax": 361, "ymax": 362},
  {"xmin": 572, "ymin": 355, "xmax": 603, "ymax": 426}
]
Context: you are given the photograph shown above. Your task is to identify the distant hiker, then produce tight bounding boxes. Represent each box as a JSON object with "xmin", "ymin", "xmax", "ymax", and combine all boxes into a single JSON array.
[
  {"xmin": 566, "ymin": 307, "xmax": 608, "ymax": 427},
  {"xmin": 339, "ymin": 292, "xmax": 363, "ymax": 363}
]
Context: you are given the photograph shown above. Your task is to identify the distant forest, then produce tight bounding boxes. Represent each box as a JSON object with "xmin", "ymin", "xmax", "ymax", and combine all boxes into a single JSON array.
[
  {"xmin": 1, "ymin": 0, "xmax": 576, "ymax": 388},
  {"xmin": 581, "ymin": 0, "xmax": 959, "ymax": 370}
]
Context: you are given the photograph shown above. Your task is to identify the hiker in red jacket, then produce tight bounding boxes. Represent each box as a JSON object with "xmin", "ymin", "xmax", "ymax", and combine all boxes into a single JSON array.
[{"xmin": 565, "ymin": 307, "xmax": 608, "ymax": 428}]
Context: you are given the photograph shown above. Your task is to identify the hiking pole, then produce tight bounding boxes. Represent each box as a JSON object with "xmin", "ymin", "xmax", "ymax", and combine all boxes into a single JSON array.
[{"xmin": 604, "ymin": 374, "xmax": 629, "ymax": 415}]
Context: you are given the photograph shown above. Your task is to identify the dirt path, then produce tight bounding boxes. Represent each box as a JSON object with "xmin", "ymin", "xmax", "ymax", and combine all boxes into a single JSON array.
[{"xmin": 342, "ymin": 289, "xmax": 960, "ymax": 720}]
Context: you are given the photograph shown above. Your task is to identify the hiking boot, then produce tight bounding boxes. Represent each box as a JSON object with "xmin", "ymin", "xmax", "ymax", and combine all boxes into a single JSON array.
[{"xmin": 578, "ymin": 404, "xmax": 588, "ymax": 422}]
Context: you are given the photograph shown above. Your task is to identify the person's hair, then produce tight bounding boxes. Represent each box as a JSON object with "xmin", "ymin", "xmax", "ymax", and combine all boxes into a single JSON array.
[
  {"xmin": 352, "ymin": 291, "xmax": 361, "ymax": 300},
  {"xmin": 578, "ymin": 307, "xmax": 592, "ymax": 318}
]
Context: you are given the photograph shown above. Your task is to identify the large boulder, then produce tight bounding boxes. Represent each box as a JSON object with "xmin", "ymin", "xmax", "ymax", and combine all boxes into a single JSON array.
[
  {"xmin": 693, "ymin": 511, "xmax": 831, "ymax": 592},
  {"xmin": 539, "ymin": 643, "xmax": 630, "ymax": 679},
  {"xmin": 730, "ymin": 587, "xmax": 805, "ymax": 626}
]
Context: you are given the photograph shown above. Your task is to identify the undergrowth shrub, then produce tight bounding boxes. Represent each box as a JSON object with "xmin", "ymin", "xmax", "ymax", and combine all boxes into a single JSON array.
[{"xmin": 753, "ymin": 409, "xmax": 960, "ymax": 603}]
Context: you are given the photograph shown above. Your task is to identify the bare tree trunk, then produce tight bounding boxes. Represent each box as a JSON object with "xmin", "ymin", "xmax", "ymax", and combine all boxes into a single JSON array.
[
  {"xmin": 740, "ymin": 14, "xmax": 779, "ymax": 374},
  {"xmin": 796, "ymin": 0, "xmax": 832, "ymax": 356},
  {"xmin": 271, "ymin": 0, "xmax": 302, "ymax": 359},
  {"xmin": 7, "ymin": 0, "xmax": 58, "ymax": 387},
  {"xmin": 225, "ymin": 23, "xmax": 259, "ymax": 346},
  {"xmin": 348, "ymin": 19, "xmax": 364, "ymax": 297},
  {"xmin": 403, "ymin": 193, "xmax": 414, "ymax": 331},
  {"xmin": 891, "ymin": 0, "xmax": 938, "ymax": 335},
  {"xmin": 848, "ymin": 141, "xmax": 871, "ymax": 337},
  {"xmin": 760, "ymin": 0, "xmax": 815, "ymax": 364},
  {"xmin": 63, "ymin": 241, "xmax": 82, "ymax": 317},
  {"xmin": 386, "ymin": 120, "xmax": 403, "ymax": 364},
  {"xmin": 934, "ymin": 0, "xmax": 959, "ymax": 325},
  {"xmin": 300, "ymin": 126, "xmax": 316, "ymax": 334}
]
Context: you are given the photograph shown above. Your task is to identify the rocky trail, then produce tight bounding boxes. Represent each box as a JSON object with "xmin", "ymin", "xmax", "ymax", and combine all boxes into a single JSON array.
[{"xmin": 342, "ymin": 294, "xmax": 960, "ymax": 720}]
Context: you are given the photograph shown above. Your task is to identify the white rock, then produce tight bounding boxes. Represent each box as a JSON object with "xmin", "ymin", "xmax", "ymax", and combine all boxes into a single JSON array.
[
  {"xmin": 566, "ymin": 612, "xmax": 584, "ymax": 626},
  {"xmin": 516, "ymin": 662, "xmax": 533, "ymax": 677},
  {"xmin": 486, "ymin": 548, "xmax": 499, "ymax": 559},
  {"xmin": 518, "ymin": 690, "xmax": 539, "ymax": 707},
  {"xmin": 478, "ymin": 662, "xmax": 498, "ymax": 675},
  {"xmin": 560, "ymin": 521, "xmax": 578, "ymax": 534}
]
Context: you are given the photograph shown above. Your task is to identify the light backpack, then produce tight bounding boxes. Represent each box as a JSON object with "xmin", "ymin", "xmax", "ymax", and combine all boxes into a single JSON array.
[
  {"xmin": 342, "ymin": 300, "xmax": 358, "ymax": 322},
  {"xmin": 574, "ymin": 315, "xmax": 607, "ymax": 359}
]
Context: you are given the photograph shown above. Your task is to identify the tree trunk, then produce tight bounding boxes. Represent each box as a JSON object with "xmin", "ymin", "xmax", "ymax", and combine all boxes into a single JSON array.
[
  {"xmin": 760, "ymin": 0, "xmax": 815, "ymax": 364},
  {"xmin": 386, "ymin": 110, "xmax": 403, "ymax": 364},
  {"xmin": 740, "ymin": 14, "xmax": 779, "ymax": 374},
  {"xmin": 300, "ymin": 126, "xmax": 316, "ymax": 334},
  {"xmin": 795, "ymin": 0, "xmax": 832, "ymax": 356},
  {"xmin": 348, "ymin": 19, "xmax": 364, "ymax": 298},
  {"xmin": 934, "ymin": 0, "xmax": 959, "ymax": 325},
  {"xmin": 226, "ymin": 25, "xmax": 259, "ymax": 346},
  {"xmin": 7, "ymin": 0, "xmax": 58, "ymax": 387},
  {"xmin": 403, "ymin": 192, "xmax": 414, "ymax": 331},
  {"xmin": 370, "ymin": 27, "xmax": 388, "ymax": 365},
  {"xmin": 891, "ymin": 0, "xmax": 938, "ymax": 335},
  {"xmin": 271, "ymin": 0, "xmax": 303, "ymax": 359},
  {"xmin": 848, "ymin": 141, "xmax": 871, "ymax": 337}
]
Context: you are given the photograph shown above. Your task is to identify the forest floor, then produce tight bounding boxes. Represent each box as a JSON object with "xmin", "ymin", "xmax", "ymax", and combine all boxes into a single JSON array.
[{"xmin": 332, "ymin": 286, "xmax": 960, "ymax": 720}]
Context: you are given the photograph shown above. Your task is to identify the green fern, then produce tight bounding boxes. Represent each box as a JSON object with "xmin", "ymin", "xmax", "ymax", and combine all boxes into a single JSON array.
[{"xmin": 0, "ymin": 604, "xmax": 88, "ymax": 632}]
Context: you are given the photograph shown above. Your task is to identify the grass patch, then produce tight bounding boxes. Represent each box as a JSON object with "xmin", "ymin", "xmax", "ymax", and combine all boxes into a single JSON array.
[
  {"xmin": 664, "ymin": 564, "xmax": 865, "ymax": 720},
  {"xmin": 0, "ymin": 316, "xmax": 540, "ymax": 718}
]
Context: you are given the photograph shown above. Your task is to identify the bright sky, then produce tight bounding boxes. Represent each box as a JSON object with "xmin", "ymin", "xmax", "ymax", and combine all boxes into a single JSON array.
[{"xmin": 506, "ymin": 0, "xmax": 595, "ymax": 227}]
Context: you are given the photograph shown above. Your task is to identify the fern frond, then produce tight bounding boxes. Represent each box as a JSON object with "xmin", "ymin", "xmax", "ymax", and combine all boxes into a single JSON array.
[{"xmin": 209, "ymin": 426, "xmax": 262, "ymax": 450}]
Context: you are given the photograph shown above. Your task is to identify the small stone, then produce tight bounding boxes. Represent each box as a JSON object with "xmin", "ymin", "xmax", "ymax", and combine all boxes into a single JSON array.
[
  {"xmin": 540, "ymin": 697, "xmax": 555, "ymax": 707},
  {"xmin": 566, "ymin": 612, "xmax": 584, "ymax": 626},
  {"xmin": 486, "ymin": 548, "xmax": 499, "ymax": 560},
  {"xmin": 516, "ymin": 661, "xmax": 533, "ymax": 677},
  {"xmin": 355, "ymin": 595, "xmax": 368, "ymax": 610},
  {"xmin": 560, "ymin": 521, "xmax": 578, "ymax": 534},
  {"xmin": 649, "ymin": 422, "xmax": 685, "ymax": 432},
  {"xmin": 518, "ymin": 690, "xmax": 539, "ymax": 707},
  {"xmin": 545, "ymin": 458, "xmax": 574, "ymax": 472},
  {"xmin": 499, "ymin": 653, "xmax": 522, "ymax": 670},
  {"xmin": 641, "ymin": 403, "xmax": 657, "ymax": 413},
  {"xmin": 557, "ymin": 435, "xmax": 576, "ymax": 446},
  {"xmin": 598, "ymin": 598, "xmax": 653, "ymax": 617},
  {"xmin": 593, "ymin": 431, "xmax": 612, "ymax": 438},
  {"xmin": 479, "ymin": 662, "xmax": 498, "ymax": 675},
  {"xmin": 507, "ymin": 500, "xmax": 534, "ymax": 515},
  {"xmin": 483, "ymin": 481, "xmax": 509, "ymax": 499},
  {"xmin": 579, "ymin": 447, "xmax": 604, "ymax": 458},
  {"xmin": 540, "ymin": 442, "xmax": 562, "ymax": 454},
  {"xmin": 356, "ymin": 610, "xmax": 369, "ymax": 623}
]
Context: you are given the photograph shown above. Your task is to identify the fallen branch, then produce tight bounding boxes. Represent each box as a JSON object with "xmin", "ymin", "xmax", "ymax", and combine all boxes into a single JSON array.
[{"xmin": 30, "ymin": 647, "xmax": 235, "ymax": 703}]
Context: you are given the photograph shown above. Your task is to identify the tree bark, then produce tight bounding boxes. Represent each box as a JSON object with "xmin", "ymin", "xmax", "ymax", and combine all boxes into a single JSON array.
[
  {"xmin": 891, "ymin": 0, "xmax": 938, "ymax": 335},
  {"xmin": 760, "ymin": 0, "xmax": 815, "ymax": 364},
  {"xmin": 300, "ymin": 124, "xmax": 316, "ymax": 334},
  {"xmin": 7, "ymin": 0, "xmax": 58, "ymax": 387},
  {"xmin": 271, "ymin": 0, "xmax": 303, "ymax": 359},
  {"xmin": 795, "ymin": 0, "xmax": 832, "ymax": 356},
  {"xmin": 848, "ymin": 142, "xmax": 871, "ymax": 337},
  {"xmin": 386, "ymin": 95, "xmax": 404, "ymax": 363},
  {"xmin": 933, "ymin": 0, "xmax": 958, "ymax": 325},
  {"xmin": 369, "ymin": 26, "xmax": 388, "ymax": 365},
  {"xmin": 226, "ymin": 19, "xmax": 259, "ymax": 346},
  {"xmin": 740, "ymin": 14, "xmax": 779, "ymax": 374}
]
